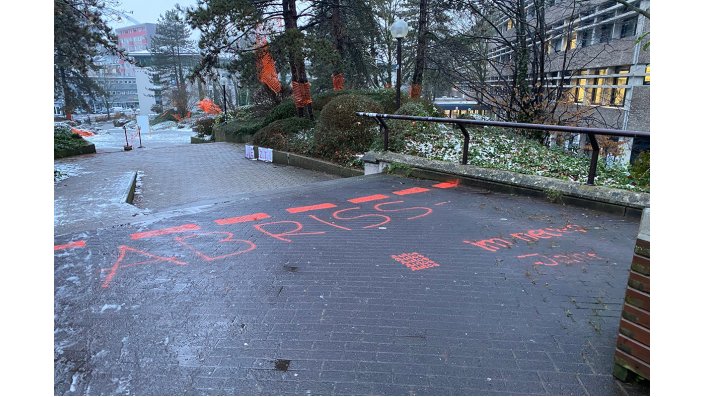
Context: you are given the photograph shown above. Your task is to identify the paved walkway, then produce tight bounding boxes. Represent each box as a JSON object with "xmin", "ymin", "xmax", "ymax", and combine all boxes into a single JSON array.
[
  {"xmin": 54, "ymin": 137, "xmax": 649, "ymax": 395},
  {"xmin": 54, "ymin": 131, "xmax": 339, "ymax": 235}
]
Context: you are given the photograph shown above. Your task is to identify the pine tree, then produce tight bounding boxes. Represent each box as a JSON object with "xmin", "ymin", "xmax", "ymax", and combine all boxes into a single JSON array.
[
  {"xmin": 54, "ymin": 0, "xmax": 127, "ymax": 118},
  {"xmin": 148, "ymin": 8, "xmax": 197, "ymax": 117}
]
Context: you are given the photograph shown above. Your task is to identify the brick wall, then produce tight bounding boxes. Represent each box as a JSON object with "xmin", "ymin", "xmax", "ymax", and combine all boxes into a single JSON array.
[{"xmin": 614, "ymin": 208, "xmax": 650, "ymax": 381}]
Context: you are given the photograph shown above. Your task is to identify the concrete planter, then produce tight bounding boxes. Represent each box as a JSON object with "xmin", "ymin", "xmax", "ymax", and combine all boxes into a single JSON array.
[{"xmin": 190, "ymin": 136, "xmax": 214, "ymax": 144}]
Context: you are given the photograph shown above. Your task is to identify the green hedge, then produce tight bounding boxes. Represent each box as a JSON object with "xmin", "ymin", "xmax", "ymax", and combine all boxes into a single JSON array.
[
  {"xmin": 262, "ymin": 98, "xmax": 298, "ymax": 126},
  {"xmin": 253, "ymin": 117, "xmax": 315, "ymax": 151},
  {"xmin": 214, "ymin": 118, "xmax": 265, "ymax": 141},
  {"xmin": 314, "ymin": 94, "xmax": 383, "ymax": 164},
  {"xmin": 54, "ymin": 125, "xmax": 95, "ymax": 158}
]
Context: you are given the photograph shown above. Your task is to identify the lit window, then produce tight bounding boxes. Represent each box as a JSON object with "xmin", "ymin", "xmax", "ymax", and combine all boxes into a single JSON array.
[
  {"xmin": 590, "ymin": 68, "xmax": 608, "ymax": 105},
  {"xmin": 644, "ymin": 65, "xmax": 650, "ymax": 85},
  {"xmin": 568, "ymin": 31, "xmax": 578, "ymax": 50},
  {"xmin": 507, "ymin": 19, "xmax": 513, "ymax": 30},
  {"xmin": 574, "ymin": 70, "xmax": 588, "ymax": 104},
  {"xmin": 611, "ymin": 66, "xmax": 630, "ymax": 106}
]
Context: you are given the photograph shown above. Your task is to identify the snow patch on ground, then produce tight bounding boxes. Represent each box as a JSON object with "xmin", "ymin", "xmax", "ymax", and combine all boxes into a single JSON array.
[{"xmin": 55, "ymin": 163, "xmax": 90, "ymax": 183}]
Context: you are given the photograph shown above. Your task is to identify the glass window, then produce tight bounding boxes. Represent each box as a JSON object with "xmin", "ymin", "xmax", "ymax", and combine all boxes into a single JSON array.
[
  {"xmin": 611, "ymin": 66, "xmax": 630, "ymax": 106},
  {"xmin": 507, "ymin": 19, "xmax": 513, "ymax": 30},
  {"xmin": 574, "ymin": 70, "xmax": 588, "ymax": 104},
  {"xmin": 568, "ymin": 30, "xmax": 578, "ymax": 50},
  {"xmin": 644, "ymin": 65, "xmax": 650, "ymax": 85},
  {"xmin": 590, "ymin": 68, "xmax": 608, "ymax": 105},
  {"xmin": 599, "ymin": 22, "xmax": 613, "ymax": 43},
  {"xmin": 553, "ymin": 37, "xmax": 563, "ymax": 53},
  {"xmin": 620, "ymin": 17, "xmax": 637, "ymax": 38}
]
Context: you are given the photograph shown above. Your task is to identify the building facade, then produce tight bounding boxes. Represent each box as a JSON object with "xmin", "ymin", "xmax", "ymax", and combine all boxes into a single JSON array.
[{"xmin": 482, "ymin": 0, "xmax": 650, "ymax": 163}]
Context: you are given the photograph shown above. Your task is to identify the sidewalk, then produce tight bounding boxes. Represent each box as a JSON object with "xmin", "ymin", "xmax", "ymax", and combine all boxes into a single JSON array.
[
  {"xmin": 54, "ymin": 139, "xmax": 340, "ymax": 236},
  {"xmin": 55, "ymin": 154, "xmax": 649, "ymax": 395}
]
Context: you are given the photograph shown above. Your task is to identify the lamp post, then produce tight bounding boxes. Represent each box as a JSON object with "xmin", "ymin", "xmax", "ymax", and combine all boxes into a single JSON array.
[
  {"xmin": 390, "ymin": 18, "xmax": 409, "ymax": 110},
  {"xmin": 220, "ymin": 75, "xmax": 228, "ymax": 121}
]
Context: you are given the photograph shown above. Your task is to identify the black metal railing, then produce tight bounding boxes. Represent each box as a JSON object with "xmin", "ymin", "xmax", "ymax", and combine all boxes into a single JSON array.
[{"xmin": 356, "ymin": 112, "xmax": 650, "ymax": 185}]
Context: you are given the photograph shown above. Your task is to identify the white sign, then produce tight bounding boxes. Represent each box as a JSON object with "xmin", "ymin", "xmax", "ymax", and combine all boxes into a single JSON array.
[
  {"xmin": 136, "ymin": 115, "xmax": 150, "ymax": 135},
  {"xmin": 258, "ymin": 147, "xmax": 273, "ymax": 163},
  {"xmin": 245, "ymin": 145, "xmax": 256, "ymax": 160}
]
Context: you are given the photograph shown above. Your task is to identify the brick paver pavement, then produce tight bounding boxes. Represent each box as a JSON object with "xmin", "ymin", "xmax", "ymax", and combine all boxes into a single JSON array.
[
  {"xmin": 54, "ymin": 172, "xmax": 649, "ymax": 396},
  {"xmin": 54, "ymin": 142, "xmax": 339, "ymax": 235}
]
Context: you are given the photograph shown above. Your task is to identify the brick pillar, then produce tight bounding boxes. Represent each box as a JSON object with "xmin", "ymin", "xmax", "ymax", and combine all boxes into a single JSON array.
[{"xmin": 613, "ymin": 208, "xmax": 650, "ymax": 381}]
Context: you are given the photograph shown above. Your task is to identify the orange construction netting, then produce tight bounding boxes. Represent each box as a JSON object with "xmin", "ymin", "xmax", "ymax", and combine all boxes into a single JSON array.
[
  {"xmin": 197, "ymin": 98, "xmax": 221, "ymax": 115},
  {"xmin": 292, "ymin": 81, "xmax": 313, "ymax": 108},
  {"xmin": 410, "ymin": 83, "xmax": 422, "ymax": 98},
  {"xmin": 256, "ymin": 40, "xmax": 282, "ymax": 94},
  {"xmin": 332, "ymin": 73, "xmax": 345, "ymax": 91},
  {"xmin": 71, "ymin": 127, "xmax": 95, "ymax": 137}
]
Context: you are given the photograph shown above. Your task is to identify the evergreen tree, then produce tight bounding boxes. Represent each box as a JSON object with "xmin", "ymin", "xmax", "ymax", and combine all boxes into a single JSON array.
[
  {"xmin": 54, "ymin": 0, "xmax": 127, "ymax": 118},
  {"xmin": 148, "ymin": 8, "xmax": 197, "ymax": 117}
]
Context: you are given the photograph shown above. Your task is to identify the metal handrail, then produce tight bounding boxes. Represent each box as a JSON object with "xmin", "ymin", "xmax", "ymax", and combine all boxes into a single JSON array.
[{"xmin": 356, "ymin": 112, "xmax": 650, "ymax": 186}]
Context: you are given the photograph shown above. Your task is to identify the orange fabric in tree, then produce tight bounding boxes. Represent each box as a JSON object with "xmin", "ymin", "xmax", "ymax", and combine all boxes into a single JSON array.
[
  {"xmin": 332, "ymin": 73, "xmax": 345, "ymax": 91},
  {"xmin": 197, "ymin": 98, "xmax": 221, "ymax": 115},
  {"xmin": 256, "ymin": 43, "xmax": 282, "ymax": 93},
  {"xmin": 292, "ymin": 81, "xmax": 313, "ymax": 108},
  {"xmin": 410, "ymin": 83, "xmax": 422, "ymax": 98}
]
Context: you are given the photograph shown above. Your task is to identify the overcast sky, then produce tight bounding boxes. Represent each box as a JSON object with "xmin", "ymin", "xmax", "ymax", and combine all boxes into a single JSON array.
[{"xmin": 111, "ymin": 0, "xmax": 199, "ymax": 27}]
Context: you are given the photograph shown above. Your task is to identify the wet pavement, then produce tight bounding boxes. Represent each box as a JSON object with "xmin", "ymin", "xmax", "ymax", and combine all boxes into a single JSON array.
[
  {"xmin": 54, "ymin": 170, "xmax": 649, "ymax": 395},
  {"xmin": 54, "ymin": 126, "xmax": 339, "ymax": 235}
]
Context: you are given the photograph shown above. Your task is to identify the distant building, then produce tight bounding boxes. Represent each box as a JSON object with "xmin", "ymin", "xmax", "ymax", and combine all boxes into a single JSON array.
[
  {"xmin": 433, "ymin": 97, "xmax": 489, "ymax": 118},
  {"xmin": 477, "ymin": 0, "xmax": 650, "ymax": 163},
  {"xmin": 116, "ymin": 23, "xmax": 157, "ymax": 52}
]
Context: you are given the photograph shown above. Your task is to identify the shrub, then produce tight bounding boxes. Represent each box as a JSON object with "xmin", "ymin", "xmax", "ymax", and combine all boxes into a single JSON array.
[
  {"xmin": 54, "ymin": 125, "xmax": 92, "ymax": 158},
  {"xmin": 356, "ymin": 88, "xmax": 407, "ymax": 114},
  {"xmin": 629, "ymin": 151, "xmax": 650, "ymax": 189},
  {"xmin": 214, "ymin": 118, "xmax": 265, "ymax": 139},
  {"xmin": 263, "ymin": 98, "xmax": 298, "ymax": 126},
  {"xmin": 314, "ymin": 94, "xmax": 383, "ymax": 163},
  {"xmin": 253, "ymin": 117, "xmax": 315, "ymax": 151},
  {"xmin": 379, "ymin": 101, "xmax": 443, "ymax": 152},
  {"xmin": 194, "ymin": 116, "xmax": 216, "ymax": 137},
  {"xmin": 312, "ymin": 90, "xmax": 348, "ymax": 112}
]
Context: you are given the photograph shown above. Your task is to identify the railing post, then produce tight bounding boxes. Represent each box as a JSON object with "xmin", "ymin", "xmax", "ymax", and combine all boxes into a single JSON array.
[
  {"xmin": 586, "ymin": 133, "xmax": 600, "ymax": 185},
  {"xmin": 376, "ymin": 116, "xmax": 390, "ymax": 151},
  {"xmin": 457, "ymin": 123, "xmax": 470, "ymax": 165}
]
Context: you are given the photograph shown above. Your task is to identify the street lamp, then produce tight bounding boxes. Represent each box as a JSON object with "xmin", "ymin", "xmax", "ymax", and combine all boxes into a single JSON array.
[
  {"xmin": 390, "ymin": 18, "xmax": 409, "ymax": 110},
  {"xmin": 220, "ymin": 75, "xmax": 228, "ymax": 121}
]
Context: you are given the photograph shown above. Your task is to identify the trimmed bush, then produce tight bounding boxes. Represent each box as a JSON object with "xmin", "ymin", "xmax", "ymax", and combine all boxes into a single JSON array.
[
  {"xmin": 194, "ymin": 116, "xmax": 216, "ymax": 136},
  {"xmin": 356, "ymin": 88, "xmax": 407, "ymax": 114},
  {"xmin": 312, "ymin": 90, "xmax": 349, "ymax": 112},
  {"xmin": 263, "ymin": 98, "xmax": 298, "ymax": 126},
  {"xmin": 54, "ymin": 125, "xmax": 94, "ymax": 158},
  {"xmin": 253, "ymin": 117, "xmax": 315, "ymax": 151},
  {"xmin": 214, "ymin": 118, "xmax": 265, "ymax": 142},
  {"xmin": 314, "ymin": 94, "xmax": 383, "ymax": 163}
]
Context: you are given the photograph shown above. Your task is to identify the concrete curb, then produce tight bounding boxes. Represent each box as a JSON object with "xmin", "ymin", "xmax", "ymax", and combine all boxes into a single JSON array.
[
  {"xmin": 363, "ymin": 151, "xmax": 649, "ymax": 217},
  {"xmin": 121, "ymin": 171, "xmax": 138, "ymax": 204},
  {"xmin": 246, "ymin": 145, "xmax": 364, "ymax": 178},
  {"xmin": 190, "ymin": 136, "xmax": 214, "ymax": 144}
]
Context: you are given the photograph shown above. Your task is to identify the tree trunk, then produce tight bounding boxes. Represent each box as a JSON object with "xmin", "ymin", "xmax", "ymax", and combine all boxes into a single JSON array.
[
  {"xmin": 410, "ymin": 0, "xmax": 429, "ymax": 99},
  {"xmin": 282, "ymin": 0, "xmax": 313, "ymax": 119},
  {"xmin": 331, "ymin": 0, "xmax": 346, "ymax": 91}
]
